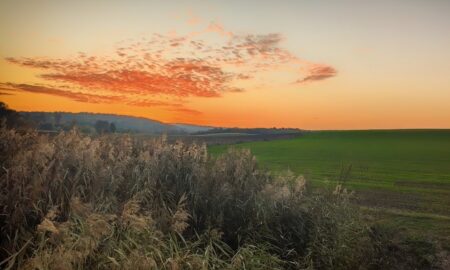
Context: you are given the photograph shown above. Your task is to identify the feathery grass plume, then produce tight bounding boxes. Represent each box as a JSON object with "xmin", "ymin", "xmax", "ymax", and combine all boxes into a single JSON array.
[
  {"xmin": 171, "ymin": 194, "xmax": 190, "ymax": 234},
  {"xmin": 36, "ymin": 218, "xmax": 59, "ymax": 234},
  {"xmin": 121, "ymin": 198, "xmax": 153, "ymax": 231}
]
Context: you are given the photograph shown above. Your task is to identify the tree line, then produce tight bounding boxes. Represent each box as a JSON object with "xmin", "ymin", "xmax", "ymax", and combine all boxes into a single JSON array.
[{"xmin": 0, "ymin": 102, "xmax": 116, "ymax": 134}]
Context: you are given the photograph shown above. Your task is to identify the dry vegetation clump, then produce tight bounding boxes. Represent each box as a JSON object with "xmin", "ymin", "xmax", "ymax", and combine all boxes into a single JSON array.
[{"xmin": 0, "ymin": 123, "xmax": 440, "ymax": 269}]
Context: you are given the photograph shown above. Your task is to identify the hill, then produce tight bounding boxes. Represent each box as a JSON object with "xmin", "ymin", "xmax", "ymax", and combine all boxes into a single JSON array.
[{"xmin": 19, "ymin": 111, "xmax": 212, "ymax": 134}]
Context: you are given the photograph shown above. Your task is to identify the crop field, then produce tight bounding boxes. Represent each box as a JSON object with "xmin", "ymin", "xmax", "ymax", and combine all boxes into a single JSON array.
[{"xmin": 210, "ymin": 130, "xmax": 450, "ymax": 243}]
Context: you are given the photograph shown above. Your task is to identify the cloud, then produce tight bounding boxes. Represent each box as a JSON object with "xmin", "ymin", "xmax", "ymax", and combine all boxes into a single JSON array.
[
  {"xmin": 168, "ymin": 107, "xmax": 202, "ymax": 115},
  {"xmin": 4, "ymin": 22, "xmax": 337, "ymax": 116},
  {"xmin": 0, "ymin": 85, "xmax": 16, "ymax": 95},
  {"xmin": 126, "ymin": 99, "xmax": 181, "ymax": 108},
  {"xmin": 206, "ymin": 21, "xmax": 233, "ymax": 37},
  {"xmin": 296, "ymin": 65, "xmax": 337, "ymax": 83},
  {"xmin": 6, "ymin": 54, "xmax": 237, "ymax": 98},
  {"xmin": 0, "ymin": 82, "xmax": 198, "ymax": 113},
  {"xmin": 186, "ymin": 12, "xmax": 201, "ymax": 26},
  {"xmin": 0, "ymin": 82, "xmax": 124, "ymax": 103},
  {"xmin": 237, "ymin": 33, "xmax": 283, "ymax": 54}
]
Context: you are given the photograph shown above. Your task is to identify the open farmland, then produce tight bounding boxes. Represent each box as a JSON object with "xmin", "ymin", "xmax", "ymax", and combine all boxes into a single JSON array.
[{"xmin": 209, "ymin": 130, "xmax": 450, "ymax": 243}]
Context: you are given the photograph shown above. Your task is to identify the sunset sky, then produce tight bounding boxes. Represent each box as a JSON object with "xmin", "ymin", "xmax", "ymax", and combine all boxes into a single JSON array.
[{"xmin": 1, "ymin": 0, "xmax": 449, "ymax": 129}]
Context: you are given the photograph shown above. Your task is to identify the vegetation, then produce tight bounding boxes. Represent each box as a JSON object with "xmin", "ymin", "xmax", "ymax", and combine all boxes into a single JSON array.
[
  {"xmin": 210, "ymin": 131, "xmax": 450, "ymax": 184},
  {"xmin": 1, "ymin": 102, "xmax": 300, "ymax": 138},
  {"xmin": 0, "ymin": 123, "xmax": 444, "ymax": 269},
  {"xmin": 210, "ymin": 131, "xmax": 450, "ymax": 253},
  {"xmin": 0, "ymin": 102, "xmax": 29, "ymax": 129},
  {"xmin": 18, "ymin": 110, "xmax": 211, "ymax": 134},
  {"xmin": 94, "ymin": 120, "xmax": 116, "ymax": 134},
  {"xmin": 193, "ymin": 128, "xmax": 302, "ymax": 136},
  {"xmin": 209, "ymin": 130, "xmax": 450, "ymax": 210}
]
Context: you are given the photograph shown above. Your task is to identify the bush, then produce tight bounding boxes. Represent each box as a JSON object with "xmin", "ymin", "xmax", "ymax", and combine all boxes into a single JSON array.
[{"xmin": 0, "ymin": 123, "xmax": 440, "ymax": 269}]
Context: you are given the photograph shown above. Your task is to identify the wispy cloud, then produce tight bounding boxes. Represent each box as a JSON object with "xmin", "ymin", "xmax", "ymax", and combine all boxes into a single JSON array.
[
  {"xmin": 0, "ymin": 82, "xmax": 199, "ymax": 114},
  {"xmin": 1, "ymin": 82, "xmax": 125, "ymax": 103},
  {"xmin": 296, "ymin": 65, "xmax": 337, "ymax": 83},
  {"xmin": 4, "ymin": 22, "xmax": 336, "ymax": 114},
  {"xmin": 186, "ymin": 10, "xmax": 201, "ymax": 26},
  {"xmin": 168, "ymin": 106, "xmax": 202, "ymax": 115}
]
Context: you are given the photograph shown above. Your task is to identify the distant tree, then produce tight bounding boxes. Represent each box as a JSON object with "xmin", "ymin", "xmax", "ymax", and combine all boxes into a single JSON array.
[
  {"xmin": 39, "ymin": 123, "xmax": 54, "ymax": 131},
  {"xmin": 109, "ymin": 122, "xmax": 116, "ymax": 133},
  {"xmin": 0, "ymin": 101, "xmax": 27, "ymax": 128},
  {"xmin": 95, "ymin": 120, "xmax": 110, "ymax": 134},
  {"xmin": 0, "ymin": 102, "xmax": 11, "ymax": 116},
  {"xmin": 80, "ymin": 126, "xmax": 93, "ymax": 134},
  {"xmin": 54, "ymin": 113, "xmax": 62, "ymax": 126},
  {"xmin": 35, "ymin": 112, "xmax": 47, "ymax": 124},
  {"xmin": 62, "ymin": 120, "xmax": 78, "ymax": 131},
  {"xmin": 69, "ymin": 119, "xmax": 77, "ymax": 129}
]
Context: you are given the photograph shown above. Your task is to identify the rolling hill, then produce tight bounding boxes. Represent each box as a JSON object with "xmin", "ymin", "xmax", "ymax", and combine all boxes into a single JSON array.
[{"xmin": 19, "ymin": 111, "xmax": 213, "ymax": 134}]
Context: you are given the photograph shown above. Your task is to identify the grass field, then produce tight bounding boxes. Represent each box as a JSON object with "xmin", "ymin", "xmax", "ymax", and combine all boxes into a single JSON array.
[{"xmin": 210, "ymin": 130, "xmax": 450, "ymax": 243}]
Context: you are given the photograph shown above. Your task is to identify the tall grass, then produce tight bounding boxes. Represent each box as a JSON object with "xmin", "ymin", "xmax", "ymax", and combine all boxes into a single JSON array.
[{"xmin": 0, "ymin": 122, "xmax": 440, "ymax": 269}]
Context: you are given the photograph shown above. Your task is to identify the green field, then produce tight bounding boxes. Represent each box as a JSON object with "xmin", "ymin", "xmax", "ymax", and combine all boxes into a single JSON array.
[{"xmin": 210, "ymin": 130, "xmax": 450, "ymax": 241}]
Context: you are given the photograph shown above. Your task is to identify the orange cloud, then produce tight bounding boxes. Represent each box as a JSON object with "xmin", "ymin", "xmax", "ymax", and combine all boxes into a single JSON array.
[
  {"xmin": 6, "ymin": 54, "xmax": 237, "ymax": 98},
  {"xmin": 168, "ymin": 107, "xmax": 202, "ymax": 115},
  {"xmin": 0, "ymin": 82, "xmax": 199, "ymax": 114},
  {"xmin": 4, "ymin": 23, "xmax": 336, "ymax": 115},
  {"xmin": 206, "ymin": 21, "xmax": 233, "ymax": 37},
  {"xmin": 0, "ymin": 82, "xmax": 123, "ymax": 103},
  {"xmin": 296, "ymin": 65, "xmax": 337, "ymax": 83}
]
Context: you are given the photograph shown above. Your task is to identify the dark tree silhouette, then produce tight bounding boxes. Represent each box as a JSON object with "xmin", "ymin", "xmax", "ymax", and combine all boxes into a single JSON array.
[
  {"xmin": 54, "ymin": 113, "xmax": 62, "ymax": 126},
  {"xmin": 39, "ymin": 123, "xmax": 54, "ymax": 131},
  {"xmin": 0, "ymin": 102, "xmax": 27, "ymax": 128},
  {"xmin": 109, "ymin": 122, "xmax": 116, "ymax": 133},
  {"xmin": 94, "ymin": 120, "xmax": 110, "ymax": 134}
]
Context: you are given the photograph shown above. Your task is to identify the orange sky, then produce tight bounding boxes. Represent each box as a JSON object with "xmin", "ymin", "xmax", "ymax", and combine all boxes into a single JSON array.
[{"xmin": 1, "ymin": 0, "xmax": 450, "ymax": 129}]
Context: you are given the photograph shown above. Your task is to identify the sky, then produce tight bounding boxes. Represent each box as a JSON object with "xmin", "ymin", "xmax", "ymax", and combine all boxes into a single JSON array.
[{"xmin": 1, "ymin": 0, "xmax": 449, "ymax": 129}]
